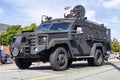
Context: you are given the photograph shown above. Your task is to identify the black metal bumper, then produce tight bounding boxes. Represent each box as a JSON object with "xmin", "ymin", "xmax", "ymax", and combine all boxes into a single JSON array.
[{"xmin": 10, "ymin": 45, "xmax": 47, "ymax": 57}]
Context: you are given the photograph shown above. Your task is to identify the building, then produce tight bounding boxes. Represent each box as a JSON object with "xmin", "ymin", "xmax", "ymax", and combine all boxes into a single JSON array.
[{"xmin": 0, "ymin": 23, "xmax": 10, "ymax": 33}]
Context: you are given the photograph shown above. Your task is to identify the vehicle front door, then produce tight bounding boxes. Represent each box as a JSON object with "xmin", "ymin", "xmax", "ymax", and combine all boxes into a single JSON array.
[{"xmin": 70, "ymin": 25, "xmax": 91, "ymax": 57}]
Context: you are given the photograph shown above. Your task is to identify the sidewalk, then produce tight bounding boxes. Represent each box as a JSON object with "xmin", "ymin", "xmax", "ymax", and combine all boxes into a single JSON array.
[{"xmin": 108, "ymin": 58, "xmax": 120, "ymax": 62}]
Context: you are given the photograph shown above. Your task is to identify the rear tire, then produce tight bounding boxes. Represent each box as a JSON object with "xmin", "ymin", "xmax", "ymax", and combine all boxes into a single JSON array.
[
  {"xmin": 49, "ymin": 47, "xmax": 68, "ymax": 71},
  {"xmin": 15, "ymin": 58, "xmax": 32, "ymax": 69},
  {"xmin": 88, "ymin": 49, "xmax": 104, "ymax": 66}
]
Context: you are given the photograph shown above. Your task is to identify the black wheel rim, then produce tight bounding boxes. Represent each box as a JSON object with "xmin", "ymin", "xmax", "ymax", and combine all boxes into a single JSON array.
[{"xmin": 57, "ymin": 51, "xmax": 65, "ymax": 66}]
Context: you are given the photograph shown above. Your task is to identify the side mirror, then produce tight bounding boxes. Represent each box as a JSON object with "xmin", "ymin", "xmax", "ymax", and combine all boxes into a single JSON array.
[{"xmin": 76, "ymin": 27, "xmax": 83, "ymax": 34}]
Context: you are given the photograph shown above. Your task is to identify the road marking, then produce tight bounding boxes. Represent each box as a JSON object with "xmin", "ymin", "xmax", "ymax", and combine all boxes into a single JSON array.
[{"xmin": 30, "ymin": 74, "xmax": 63, "ymax": 80}]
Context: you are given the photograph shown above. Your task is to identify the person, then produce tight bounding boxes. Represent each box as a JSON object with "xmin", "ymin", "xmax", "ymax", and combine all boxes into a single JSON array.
[
  {"xmin": 65, "ymin": 10, "xmax": 75, "ymax": 18},
  {"xmin": 0, "ymin": 46, "xmax": 6, "ymax": 64}
]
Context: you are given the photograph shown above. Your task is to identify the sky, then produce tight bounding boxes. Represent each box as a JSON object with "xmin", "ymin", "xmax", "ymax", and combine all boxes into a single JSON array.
[{"xmin": 0, "ymin": 0, "xmax": 120, "ymax": 41}]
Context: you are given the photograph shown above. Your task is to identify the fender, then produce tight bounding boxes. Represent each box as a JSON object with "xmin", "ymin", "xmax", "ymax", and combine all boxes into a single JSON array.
[
  {"xmin": 48, "ymin": 38, "xmax": 74, "ymax": 57},
  {"xmin": 90, "ymin": 43, "xmax": 105, "ymax": 57}
]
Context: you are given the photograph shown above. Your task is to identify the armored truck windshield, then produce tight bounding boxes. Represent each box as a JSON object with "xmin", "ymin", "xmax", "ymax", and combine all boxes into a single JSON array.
[{"xmin": 38, "ymin": 22, "xmax": 70, "ymax": 31}]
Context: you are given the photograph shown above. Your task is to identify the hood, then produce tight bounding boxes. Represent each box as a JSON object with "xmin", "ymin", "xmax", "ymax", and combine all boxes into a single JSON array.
[
  {"xmin": 35, "ymin": 30, "xmax": 68, "ymax": 34},
  {"xmin": 15, "ymin": 30, "xmax": 68, "ymax": 38}
]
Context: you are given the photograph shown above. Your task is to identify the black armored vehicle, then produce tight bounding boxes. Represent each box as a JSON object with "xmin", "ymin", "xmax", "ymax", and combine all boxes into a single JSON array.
[{"xmin": 10, "ymin": 5, "xmax": 111, "ymax": 71}]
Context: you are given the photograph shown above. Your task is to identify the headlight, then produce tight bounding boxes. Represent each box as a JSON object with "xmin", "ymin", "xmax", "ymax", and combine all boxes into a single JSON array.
[
  {"xmin": 12, "ymin": 36, "xmax": 16, "ymax": 43},
  {"xmin": 34, "ymin": 47, "xmax": 38, "ymax": 52},
  {"xmin": 41, "ymin": 36, "xmax": 47, "ymax": 45}
]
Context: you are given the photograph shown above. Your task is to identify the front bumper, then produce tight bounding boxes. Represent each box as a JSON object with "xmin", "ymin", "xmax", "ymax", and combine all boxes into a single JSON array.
[
  {"xmin": 10, "ymin": 45, "xmax": 47, "ymax": 57},
  {"xmin": 30, "ymin": 45, "xmax": 47, "ymax": 54}
]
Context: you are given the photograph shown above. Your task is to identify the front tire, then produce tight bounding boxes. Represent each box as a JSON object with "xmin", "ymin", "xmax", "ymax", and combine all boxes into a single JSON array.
[
  {"xmin": 15, "ymin": 58, "xmax": 32, "ymax": 69},
  {"xmin": 49, "ymin": 47, "xmax": 68, "ymax": 71},
  {"xmin": 88, "ymin": 49, "xmax": 104, "ymax": 66}
]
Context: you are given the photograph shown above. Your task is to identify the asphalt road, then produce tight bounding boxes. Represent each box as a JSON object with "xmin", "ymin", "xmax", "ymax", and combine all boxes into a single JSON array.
[{"xmin": 0, "ymin": 60, "xmax": 120, "ymax": 80}]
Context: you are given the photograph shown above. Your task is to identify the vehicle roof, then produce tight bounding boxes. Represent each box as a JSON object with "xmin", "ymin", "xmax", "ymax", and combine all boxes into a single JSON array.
[
  {"xmin": 42, "ymin": 18, "xmax": 76, "ymax": 24},
  {"xmin": 42, "ymin": 17, "xmax": 105, "ymax": 28}
]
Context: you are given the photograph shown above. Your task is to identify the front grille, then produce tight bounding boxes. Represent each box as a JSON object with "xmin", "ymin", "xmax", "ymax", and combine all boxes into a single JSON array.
[{"xmin": 29, "ymin": 34, "xmax": 36, "ymax": 46}]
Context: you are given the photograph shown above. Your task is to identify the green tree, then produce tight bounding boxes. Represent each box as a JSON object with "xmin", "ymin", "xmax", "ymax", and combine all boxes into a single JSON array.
[
  {"xmin": 111, "ymin": 38, "xmax": 120, "ymax": 52},
  {"xmin": 22, "ymin": 23, "xmax": 37, "ymax": 31},
  {"xmin": 0, "ymin": 32, "xmax": 8, "ymax": 45},
  {"xmin": 0, "ymin": 25, "xmax": 22, "ymax": 45},
  {"xmin": 0, "ymin": 23, "xmax": 37, "ymax": 45}
]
